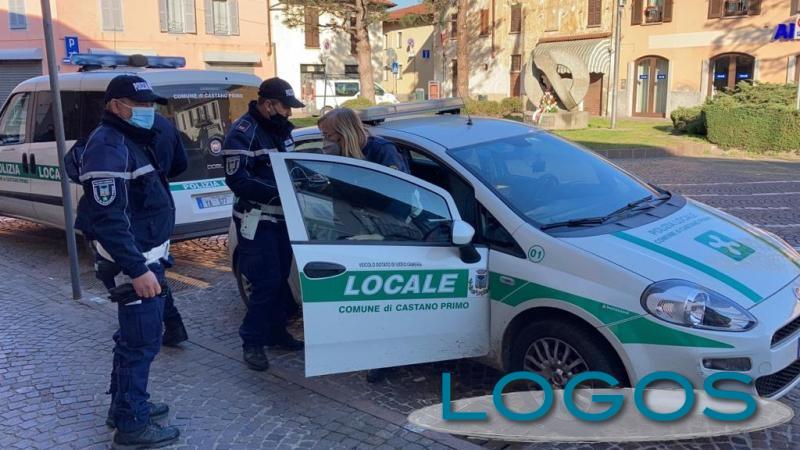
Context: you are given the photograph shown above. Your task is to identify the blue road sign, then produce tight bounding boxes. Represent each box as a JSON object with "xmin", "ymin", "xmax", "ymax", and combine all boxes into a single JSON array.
[
  {"xmin": 64, "ymin": 36, "xmax": 79, "ymax": 64},
  {"xmin": 391, "ymin": 62, "xmax": 399, "ymax": 74},
  {"xmin": 421, "ymin": 49, "xmax": 430, "ymax": 59}
]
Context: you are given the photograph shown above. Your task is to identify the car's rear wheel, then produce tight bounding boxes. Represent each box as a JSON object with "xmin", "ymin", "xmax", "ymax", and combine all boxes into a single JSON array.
[
  {"xmin": 320, "ymin": 106, "xmax": 333, "ymax": 116},
  {"xmin": 510, "ymin": 319, "xmax": 628, "ymax": 389}
]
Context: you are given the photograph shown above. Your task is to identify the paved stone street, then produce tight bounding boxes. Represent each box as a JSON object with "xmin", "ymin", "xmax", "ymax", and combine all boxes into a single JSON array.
[{"xmin": 0, "ymin": 156, "xmax": 799, "ymax": 449}]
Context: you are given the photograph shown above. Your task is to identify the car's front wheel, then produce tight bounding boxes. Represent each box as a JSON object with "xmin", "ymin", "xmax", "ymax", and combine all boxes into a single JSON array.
[
  {"xmin": 234, "ymin": 260, "xmax": 252, "ymax": 308},
  {"xmin": 510, "ymin": 318, "xmax": 628, "ymax": 389}
]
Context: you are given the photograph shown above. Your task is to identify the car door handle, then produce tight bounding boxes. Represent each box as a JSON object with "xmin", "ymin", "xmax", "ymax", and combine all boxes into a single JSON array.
[
  {"xmin": 303, "ymin": 262, "xmax": 347, "ymax": 279},
  {"xmin": 21, "ymin": 153, "xmax": 28, "ymax": 174},
  {"xmin": 29, "ymin": 154, "xmax": 36, "ymax": 173},
  {"xmin": 499, "ymin": 276, "xmax": 516, "ymax": 287}
]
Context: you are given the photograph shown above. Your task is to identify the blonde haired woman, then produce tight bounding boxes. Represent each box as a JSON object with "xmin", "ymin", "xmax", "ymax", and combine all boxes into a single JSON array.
[{"xmin": 318, "ymin": 108, "xmax": 409, "ymax": 173}]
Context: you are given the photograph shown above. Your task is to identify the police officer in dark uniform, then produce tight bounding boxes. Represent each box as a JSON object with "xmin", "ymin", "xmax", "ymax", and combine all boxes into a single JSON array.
[
  {"xmin": 93, "ymin": 113, "xmax": 190, "ymax": 348},
  {"xmin": 224, "ymin": 78, "xmax": 305, "ymax": 371},
  {"xmin": 73, "ymin": 75, "xmax": 180, "ymax": 447}
]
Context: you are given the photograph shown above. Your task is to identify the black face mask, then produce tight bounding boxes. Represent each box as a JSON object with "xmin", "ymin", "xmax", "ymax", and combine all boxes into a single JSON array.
[{"xmin": 248, "ymin": 101, "xmax": 294, "ymax": 138}]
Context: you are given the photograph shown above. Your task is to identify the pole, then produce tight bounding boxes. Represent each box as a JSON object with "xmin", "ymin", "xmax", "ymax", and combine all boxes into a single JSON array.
[
  {"xmin": 40, "ymin": 0, "xmax": 82, "ymax": 300},
  {"xmin": 610, "ymin": 0, "xmax": 625, "ymax": 129}
]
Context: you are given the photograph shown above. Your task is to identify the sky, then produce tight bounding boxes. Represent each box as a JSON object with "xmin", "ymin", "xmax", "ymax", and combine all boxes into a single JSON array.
[{"xmin": 390, "ymin": 0, "xmax": 421, "ymax": 9}]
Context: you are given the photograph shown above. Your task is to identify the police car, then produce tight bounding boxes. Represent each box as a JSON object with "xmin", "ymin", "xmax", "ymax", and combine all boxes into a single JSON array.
[
  {"xmin": 229, "ymin": 99, "xmax": 800, "ymax": 398},
  {"xmin": 0, "ymin": 54, "xmax": 260, "ymax": 239}
]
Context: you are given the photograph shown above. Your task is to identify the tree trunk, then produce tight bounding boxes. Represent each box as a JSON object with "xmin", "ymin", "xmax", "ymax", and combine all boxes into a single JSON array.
[
  {"xmin": 355, "ymin": 0, "xmax": 376, "ymax": 103},
  {"xmin": 456, "ymin": 0, "xmax": 469, "ymax": 99}
]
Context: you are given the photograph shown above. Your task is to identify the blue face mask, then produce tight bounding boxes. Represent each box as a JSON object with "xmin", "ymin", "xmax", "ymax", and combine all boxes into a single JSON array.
[{"xmin": 120, "ymin": 103, "xmax": 156, "ymax": 129}]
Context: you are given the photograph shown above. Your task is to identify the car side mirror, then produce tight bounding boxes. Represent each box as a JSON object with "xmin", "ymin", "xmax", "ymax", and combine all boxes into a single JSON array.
[{"xmin": 451, "ymin": 220, "xmax": 475, "ymax": 246}]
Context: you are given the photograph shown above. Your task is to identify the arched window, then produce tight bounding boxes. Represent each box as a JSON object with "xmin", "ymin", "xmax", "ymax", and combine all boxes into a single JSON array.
[
  {"xmin": 710, "ymin": 53, "xmax": 755, "ymax": 94},
  {"xmin": 633, "ymin": 56, "xmax": 669, "ymax": 117}
]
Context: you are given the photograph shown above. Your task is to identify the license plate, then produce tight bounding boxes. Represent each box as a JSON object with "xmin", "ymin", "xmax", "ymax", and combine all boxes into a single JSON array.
[{"xmin": 195, "ymin": 193, "xmax": 234, "ymax": 209}]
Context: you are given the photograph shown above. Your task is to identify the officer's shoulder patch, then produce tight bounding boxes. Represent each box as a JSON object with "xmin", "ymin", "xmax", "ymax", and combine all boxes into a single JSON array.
[
  {"xmin": 236, "ymin": 120, "xmax": 252, "ymax": 133},
  {"xmin": 92, "ymin": 178, "xmax": 116, "ymax": 206},
  {"xmin": 226, "ymin": 157, "xmax": 240, "ymax": 176}
]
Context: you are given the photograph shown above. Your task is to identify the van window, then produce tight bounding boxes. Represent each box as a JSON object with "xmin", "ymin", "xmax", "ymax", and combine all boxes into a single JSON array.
[
  {"xmin": 334, "ymin": 82, "xmax": 359, "ymax": 97},
  {"xmin": 375, "ymin": 85, "xmax": 385, "ymax": 96},
  {"xmin": 33, "ymin": 91, "xmax": 81, "ymax": 142},
  {"xmin": 154, "ymin": 83, "xmax": 258, "ymax": 182},
  {"xmin": 0, "ymin": 93, "xmax": 30, "ymax": 145},
  {"xmin": 81, "ymin": 92, "xmax": 106, "ymax": 138}
]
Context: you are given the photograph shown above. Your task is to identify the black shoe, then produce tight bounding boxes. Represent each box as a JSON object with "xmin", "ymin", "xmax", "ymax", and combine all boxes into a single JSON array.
[
  {"xmin": 162, "ymin": 320, "xmax": 188, "ymax": 347},
  {"xmin": 366, "ymin": 368, "xmax": 389, "ymax": 383},
  {"xmin": 106, "ymin": 402, "xmax": 169, "ymax": 428},
  {"xmin": 112, "ymin": 422, "xmax": 179, "ymax": 449},
  {"xmin": 243, "ymin": 346, "xmax": 269, "ymax": 371},
  {"xmin": 267, "ymin": 333, "xmax": 304, "ymax": 352}
]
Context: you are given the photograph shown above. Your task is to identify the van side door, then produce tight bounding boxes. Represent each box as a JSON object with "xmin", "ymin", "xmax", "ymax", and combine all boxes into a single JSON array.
[{"xmin": 0, "ymin": 92, "xmax": 36, "ymax": 220}]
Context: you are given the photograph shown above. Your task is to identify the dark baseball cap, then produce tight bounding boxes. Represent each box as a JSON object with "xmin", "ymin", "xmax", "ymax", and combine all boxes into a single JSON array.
[
  {"xmin": 258, "ymin": 77, "xmax": 305, "ymax": 108},
  {"xmin": 104, "ymin": 75, "xmax": 168, "ymax": 105}
]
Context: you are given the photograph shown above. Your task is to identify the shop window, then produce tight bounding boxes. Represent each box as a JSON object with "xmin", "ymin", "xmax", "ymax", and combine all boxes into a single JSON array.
[
  {"xmin": 708, "ymin": 0, "xmax": 761, "ymax": 18},
  {"xmin": 631, "ymin": 0, "xmax": 672, "ymax": 25},
  {"xmin": 587, "ymin": 0, "xmax": 602, "ymax": 28},
  {"xmin": 710, "ymin": 53, "xmax": 755, "ymax": 94}
]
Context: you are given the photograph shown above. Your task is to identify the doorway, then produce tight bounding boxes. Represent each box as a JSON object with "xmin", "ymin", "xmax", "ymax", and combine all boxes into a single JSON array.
[
  {"xmin": 709, "ymin": 53, "xmax": 755, "ymax": 95},
  {"xmin": 633, "ymin": 56, "xmax": 669, "ymax": 117}
]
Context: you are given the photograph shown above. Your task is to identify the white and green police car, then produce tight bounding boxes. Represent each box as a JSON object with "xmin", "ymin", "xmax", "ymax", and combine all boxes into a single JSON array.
[
  {"xmin": 229, "ymin": 99, "xmax": 800, "ymax": 398},
  {"xmin": 0, "ymin": 54, "xmax": 259, "ymax": 239}
]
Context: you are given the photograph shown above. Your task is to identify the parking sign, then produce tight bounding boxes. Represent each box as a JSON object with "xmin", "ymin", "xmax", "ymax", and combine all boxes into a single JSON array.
[{"xmin": 63, "ymin": 36, "xmax": 79, "ymax": 64}]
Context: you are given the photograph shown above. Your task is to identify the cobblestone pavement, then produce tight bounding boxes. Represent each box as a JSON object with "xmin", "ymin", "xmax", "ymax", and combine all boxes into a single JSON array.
[{"xmin": 0, "ymin": 156, "xmax": 799, "ymax": 449}]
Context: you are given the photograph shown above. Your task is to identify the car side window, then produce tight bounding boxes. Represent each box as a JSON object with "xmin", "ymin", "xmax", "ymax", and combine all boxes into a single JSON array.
[
  {"xmin": 480, "ymin": 207, "xmax": 525, "ymax": 258},
  {"xmin": 0, "ymin": 93, "xmax": 31, "ymax": 145},
  {"xmin": 294, "ymin": 139, "xmax": 323, "ymax": 154},
  {"xmin": 79, "ymin": 92, "xmax": 106, "ymax": 139},
  {"xmin": 287, "ymin": 159, "xmax": 453, "ymax": 244},
  {"xmin": 375, "ymin": 85, "xmax": 385, "ymax": 96},
  {"xmin": 32, "ymin": 91, "xmax": 81, "ymax": 142},
  {"xmin": 335, "ymin": 82, "xmax": 359, "ymax": 97}
]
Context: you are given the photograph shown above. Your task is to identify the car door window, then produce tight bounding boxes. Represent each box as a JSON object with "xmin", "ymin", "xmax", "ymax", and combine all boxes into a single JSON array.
[
  {"xmin": 287, "ymin": 159, "xmax": 453, "ymax": 243},
  {"xmin": 32, "ymin": 91, "xmax": 81, "ymax": 142},
  {"xmin": 0, "ymin": 93, "xmax": 30, "ymax": 145},
  {"xmin": 79, "ymin": 92, "xmax": 106, "ymax": 138},
  {"xmin": 294, "ymin": 139, "xmax": 323, "ymax": 154}
]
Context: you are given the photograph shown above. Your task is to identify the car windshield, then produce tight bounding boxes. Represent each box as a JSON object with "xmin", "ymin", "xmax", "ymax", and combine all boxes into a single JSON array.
[{"xmin": 448, "ymin": 132, "xmax": 659, "ymax": 227}]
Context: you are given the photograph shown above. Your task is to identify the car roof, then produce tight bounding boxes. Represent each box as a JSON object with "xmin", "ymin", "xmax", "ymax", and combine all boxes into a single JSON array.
[
  {"xmin": 294, "ymin": 115, "xmax": 540, "ymax": 155},
  {"xmin": 13, "ymin": 68, "xmax": 261, "ymax": 92}
]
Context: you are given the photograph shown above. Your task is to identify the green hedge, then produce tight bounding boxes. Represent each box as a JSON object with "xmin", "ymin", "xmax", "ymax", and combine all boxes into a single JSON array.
[
  {"xmin": 340, "ymin": 97, "xmax": 375, "ymax": 110},
  {"xmin": 705, "ymin": 102, "xmax": 800, "ymax": 152},
  {"xmin": 465, "ymin": 97, "xmax": 524, "ymax": 117},
  {"xmin": 670, "ymin": 106, "xmax": 706, "ymax": 135}
]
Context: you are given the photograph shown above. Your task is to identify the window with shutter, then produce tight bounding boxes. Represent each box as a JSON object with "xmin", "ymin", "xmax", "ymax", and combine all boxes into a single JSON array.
[
  {"xmin": 305, "ymin": 7, "xmax": 320, "ymax": 48},
  {"xmin": 9, "ymin": 0, "xmax": 27, "ymax": 30},
  {"xmin": 166, "ymin": 0, "xmax": 185, "ymax": 32},
  {"xmin": 720, "ymin": 0, "xmax": 751, "ymax": 17},
  {"xmin": 631, "ymin": 0, "xmax": 643, "ymax": 25},
  {"xmin": 101, "ymin": 0, "xmax": 124, "ymax": 31},
  {"xmin": 708, "ymin": 0, "xmax": 723, "ymax": 18},
  {"xmin": 793, "ymin": 0, "xmax": 800, "ymax": 15},
  {"xmin": 510, "ymin": 4, "xmax": 521, "ymax": 34},
  {"xmin": 644, "ymin": 0, "xmax": 665, "ymax": 24},
  {"xmin": 587, "ymin": 0, "xmax": 602, "ymax": 28},
  {"xmin": 510, "ymin": 54, "xmax": 521, "ymax": 72},
  {"xmin": 450, "ymin": 13, "xmax": 457, "ymax": 39},
  {"xmin": 183, "ymin": 0, "xmax": 197, "ymax": 33},
  {"xmin": 208, "ymin": 0, "xmax": 237, "ymax": 35},
  {"xmin": 480, "ymin": 9, "xmax": 489, "ymax": 36},
  {"xmin": 350, "ymin": 17, "xmax": 357, "ymax": 55},
  {"xmin": 662, "ymin": 0, "xmax": 673, "ymax": 22}
]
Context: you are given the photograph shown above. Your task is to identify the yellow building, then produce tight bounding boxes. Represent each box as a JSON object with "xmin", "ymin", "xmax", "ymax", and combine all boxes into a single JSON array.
[
  {"xmin": 445, "ymin": 0, "xmax": 614, "ymax": 115},
  {"xmin": 382, "ymin": 4, "xmax": 437, "ymax": 101},
  {"xmin": 618, "ymin": 0, "xmax": 800, "ymax": 118}
]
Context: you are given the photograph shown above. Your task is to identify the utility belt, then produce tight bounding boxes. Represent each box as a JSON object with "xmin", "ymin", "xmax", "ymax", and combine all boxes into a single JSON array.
[
  {"xmin": 94, "ymin": 240, "xmax": 171, "ymax": 266},
  {"xmin": 234, "ymin": 200, "xmax": 284, "ymax": 240}
]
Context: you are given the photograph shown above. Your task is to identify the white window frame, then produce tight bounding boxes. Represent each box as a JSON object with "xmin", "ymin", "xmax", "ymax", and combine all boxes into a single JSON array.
[
  {"xmin": 100, "ymin": 0, "xmax": 124, "ymax": 32},
  {"xmin": 167, "ymin": 0, "xmax": 186, "ymax": 33},
  {"xmin": 8, "ymin": 0, "xmax": 27, "ymax": 30},
  {"xmin": 211, "ymin": 0, "xmax": 237, "ymax": 35}
]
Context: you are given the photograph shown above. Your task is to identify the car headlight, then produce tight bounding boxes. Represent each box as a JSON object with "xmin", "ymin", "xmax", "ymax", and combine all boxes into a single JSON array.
[{"xmin": 641, "ymin": 280, "xmax": 757, "ymax": 332}]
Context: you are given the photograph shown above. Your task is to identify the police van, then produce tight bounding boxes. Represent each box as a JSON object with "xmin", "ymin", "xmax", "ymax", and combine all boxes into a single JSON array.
[
  {"xmin": 0, "ymin": 54, "xmax": 260, "ymax": 239},
  {"xmin": 230, "ymin": 99, "xmax": 800, "ymax": 399}
]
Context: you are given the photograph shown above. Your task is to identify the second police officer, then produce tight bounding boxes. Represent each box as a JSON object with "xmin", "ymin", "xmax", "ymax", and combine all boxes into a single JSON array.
[{"xmin": 223, "ymin": 78, "xmax": 305, "ymax": 371}]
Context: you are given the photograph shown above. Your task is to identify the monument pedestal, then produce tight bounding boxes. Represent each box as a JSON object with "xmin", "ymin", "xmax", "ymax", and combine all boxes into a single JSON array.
[{"xmin": 526, "ymin": 111, "xmax": 590, "ymax": 130}]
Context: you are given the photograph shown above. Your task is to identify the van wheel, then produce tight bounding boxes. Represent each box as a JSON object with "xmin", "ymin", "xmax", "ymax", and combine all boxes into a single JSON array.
[
  {"xmin": 510, "ymin": 319, "xmax": 628, "ymax": 389},
  {"xmin": 234, "ymin": 262, "xmax": 252, "ymax": 308},
  {"xmin": 320, "ymin": 106, "xmax": 333, "ymax": 116}
]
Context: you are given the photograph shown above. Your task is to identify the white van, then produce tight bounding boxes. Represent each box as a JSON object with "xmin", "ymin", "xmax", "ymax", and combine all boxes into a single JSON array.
[
  {"xmin": 313, "ymin": 79, "xmax": 398, "ymax": 114},
  {"xmin": 0, "ymin": 54, "xmax": 261, "ymax": 239}
]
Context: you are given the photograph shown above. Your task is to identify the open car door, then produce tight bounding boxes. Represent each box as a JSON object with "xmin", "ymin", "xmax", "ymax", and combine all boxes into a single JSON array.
[{"xmin": 270, "ymin": 152, "xmax": 490, "ymax": 377}]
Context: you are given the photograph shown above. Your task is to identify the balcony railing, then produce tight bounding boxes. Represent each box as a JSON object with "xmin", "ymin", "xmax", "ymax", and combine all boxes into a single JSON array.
[{"xmin": 644, "ymin": 6, "xmax": 663, "ymax": 23}]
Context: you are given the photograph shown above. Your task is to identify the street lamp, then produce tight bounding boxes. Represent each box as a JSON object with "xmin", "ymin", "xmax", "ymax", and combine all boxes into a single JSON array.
[{"xmin": 610, "ymin": 0, "xmax": 626, "ymax": 129}]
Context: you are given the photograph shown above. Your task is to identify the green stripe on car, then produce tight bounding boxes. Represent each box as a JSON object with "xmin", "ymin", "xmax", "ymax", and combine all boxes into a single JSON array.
[
  {"xmin": 492, "ymin": 273, "xmax": 733, "ymax": 349},
  {"xmin": 300, "ymin": 269, "xmax": 469, "ymax": 302},
  {"xmin": 613, "ymin": 232, "xmax": 762, "ymax": 303}
]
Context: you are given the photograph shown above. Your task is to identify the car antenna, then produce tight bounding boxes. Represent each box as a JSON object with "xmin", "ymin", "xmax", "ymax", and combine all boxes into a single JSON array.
[{"xmin": 460, "ymin": 97, "xmax": 473, "ymax": 126}]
